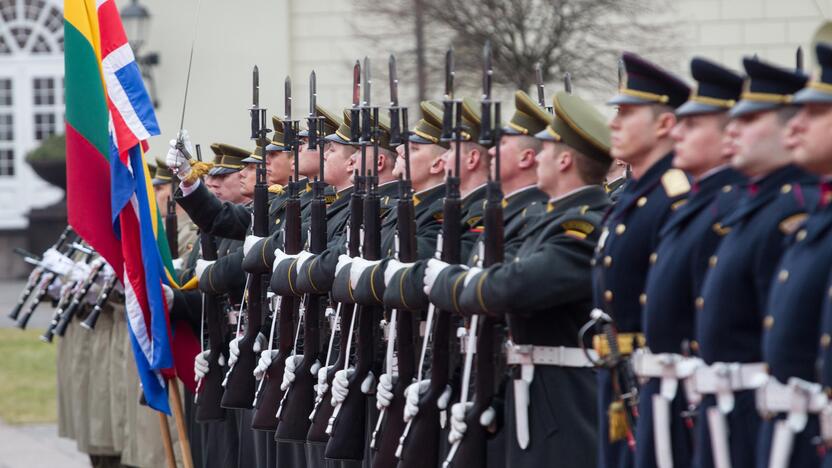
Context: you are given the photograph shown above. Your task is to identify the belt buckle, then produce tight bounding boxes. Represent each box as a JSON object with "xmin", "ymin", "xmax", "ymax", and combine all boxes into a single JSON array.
[{"xmin": 513, "ymin": 344, "xmax": 534, "ymax": 365}]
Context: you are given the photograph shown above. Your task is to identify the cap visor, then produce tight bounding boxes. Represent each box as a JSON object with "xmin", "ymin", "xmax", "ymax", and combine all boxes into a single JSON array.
[
  {"xmin": 324, "ymin": 133, "xmax": 353, "ymax": 145},
  {"xmin": 240, "ymin": 156, "xmax": 262, "ymax": 163},
  {"xmin": 151, "ymin": 178, "xmax": 168, "ymax": 186},
  {"xmin": 675, "ymin": 101, "xmax": 726, "ymax": 118},
  {"xmin": 607, "ymin": 93, "xmax": 655, "ymax": 107},
  {"xmin": 533, "ymin": 128, "xmax": 559, "ymax": 142},
  {"xmin": 728, "ymin": 100, "xmax": 780, "ymax": 119},
  {"xmin": 501, "ymin": 126, "xmax": 523, "ymax": 136},
  {"xmin": 408, "ymin": 134, "xmax": 435, "ymax": 145},
  {"xmin": 265, "ymin": 143, "xmax": 287, "ymax": 152},
  {"xmin": 208, "ymin": 167, "xmax": 239, "ymax": 176},
  {"xmin": 793, "ymin": 88, "xmax": 832, "ymax": 105}
]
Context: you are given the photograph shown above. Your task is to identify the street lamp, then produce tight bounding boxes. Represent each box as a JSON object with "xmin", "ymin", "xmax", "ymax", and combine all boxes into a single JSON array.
[
  {"xmin": 120, "ymin": 0, "xmax": 150, "ymax": 53},
  {"xmin": 119, "ymin": 0, "xmax": 160, "ymax": 108}
]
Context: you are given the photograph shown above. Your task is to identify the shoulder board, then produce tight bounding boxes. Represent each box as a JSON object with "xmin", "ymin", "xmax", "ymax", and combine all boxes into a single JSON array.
[
  {"xmin": 711, "ymin": 222, "xmax": 731, "ymax": 236},
  {"xmin": 268, "ymin": 184, "xmax": 285, "ymax": 194},
  {"xmin": 560, "ymin": 219, "xmax": 596, "ymax": 239},
  {"xmin": 325, "ymin": 194, "xmax": 337, "ymax": 204},
  {"xmin": 433, "ymin": 211, "xmax": 444, "ymax": 222},
  {"xmin": 779, "ymin": 213, "xmax": 808, "ymax": 235},
  {"xmin": 466, "ymin": 215, "xmax": 483, "ymax": 228},
  {"xmin": 661, "ymin": 169, "xmax": 691, "ymax": 198}
]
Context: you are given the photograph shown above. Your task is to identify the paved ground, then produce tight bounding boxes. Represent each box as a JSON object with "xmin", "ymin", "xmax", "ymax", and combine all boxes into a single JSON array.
[
  {"xmin": 0, "ymin": 422, "xmax": 89, "ymax": 468},
  {"xmin": 0, "ymin": 280, "xmax": 90, "ymax": 467}
]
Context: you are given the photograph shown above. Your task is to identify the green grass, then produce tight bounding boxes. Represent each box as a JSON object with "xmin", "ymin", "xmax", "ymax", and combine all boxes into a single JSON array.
[{"xmin": 0, "ymin": 328, "xmax": 57, "ymax": 424}]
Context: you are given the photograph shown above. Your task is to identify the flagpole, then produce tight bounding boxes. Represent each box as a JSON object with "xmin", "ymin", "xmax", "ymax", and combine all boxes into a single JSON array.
[
  {"xmin": 168, "ymin": 380, "xmax": 195, "ymax": 468},
  {"xmin": 158, "ymin": 412, "xmax": 177, "ymax": 468}
]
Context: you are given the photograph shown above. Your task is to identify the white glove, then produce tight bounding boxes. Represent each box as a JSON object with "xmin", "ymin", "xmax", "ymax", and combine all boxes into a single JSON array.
[
  {"xmin": 376, "ymin": 373, "xmax": 396, "ymax": 410},
  {"xmin": 384, "ymin": 260, "xmax": 412, "ymax": 287},
  {"xmin": 350, "ymin": 258, "xmax": 379, "ymax": 289},
  {"xmin": 336, "ymin": 254, "xmax": 352, "ymax": 276},
  {"xmin": 403, "ymin": 380, "xmax": 429, "ymax": 421},
  {"xmin": 361, "ymin": 371, "xmax": 376, "ymax": 394},
  {"xmin": 295, "ymin": 250, "xmax": 315, "ymax": 274},
  {"xmin": 171, "ymin": 258, "xmax": 184, "ymax": 271},
  {"xmin": 281, "ymin": 355, "xmax": 304, "ymax": 391},
  {"xmin": 423, "ymin": 258, "xmax": 451, "ymax": 295},
  {"xmin": 69, "ymin": 261, "xmax": 92, "ymax": 283},
  {"xmin": 195, "ymin": 259, "xmax": 215, "ymax": 281},
  {"xmin": 272, "ymin": 248, "xmax": 293, "ymax": 272},
  {"xmin": 194, "ymin": 349, "xmax": 226, "ymax": 381},
  {"xmin": 161, "ymin": 284, "xmax": 175, "ymax": 308},
  {"xmin": 254, "ymin": 349, "xmax": 278, "ymax": 380},
  {"xmin": 463, "ymin": 267, "xmax": 483, "ymax": 287},
  {"xmin": 244, "ymin": 235, "xmax": 263, "ymax": 256},
  {"xmin": 43, "ymin": 248, "xmax": 75, "ymax": 276},
  {"xmin": 46, "ymin": 277, "xmax": 65, "ymax": 301},
  {"xmin": 316, "ymin": 365, "xmax": 332, "ymax": 398},
  {"xmin": 448, "ymin": 402, "xmax": 496, "ymax": 444},
  {"xmin": 227, "ymin": 332, "xmax": 266, "ymax": 367},
  {"xmin": 331, "ymin": 368, "xmax": 355, "ymax": 406},
  {"xmin": 166, "ymin": 137, "xmax": 192, "ymax": 181}
]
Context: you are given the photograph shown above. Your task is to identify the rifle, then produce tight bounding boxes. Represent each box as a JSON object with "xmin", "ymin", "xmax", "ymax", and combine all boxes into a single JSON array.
[
  {"xmin": 25, "ymin": 240, "xmax": 92, "ymax": 332},
  {"xmin": 48, "ymin": 252, "xmax": 105, "ymax": 340},
  {"xmin": 307, "ymin": 61, "xmax": 364, "ymax": 445},
  {"xmin": 326, "ymin": 57, "xmax": 378, "ymax": 461},
  {"xmin": 370, "ymin": 53, "xmax": 418, "ymax": 467},
  {"xmin": 221, "ymin": 65, "xmax": 270, "ymax": 408},
  {"xmin": 397, "ymin": 48, "xmax": 463, "ymax": 468},
  {"xmin": 79, "ymin": 271, "xmax": 119, "ymax": 331},
  {"xmin": 444, "ymin": 40, "xmax": 503, "ymax": 468},
  {"xmin": 534, "ymin": 62, "xmax": 554, "ymax": 114},
  {"xmin": 9, "ymin": 227, "xmax": 74, "ymax": 321},
  {"xmin": 272, "ymin": 74, "xmax": 321, "ymax": 440},
  {"xmin": 192, "ymin": 228, "xmax": 227, "ymax": 421}
]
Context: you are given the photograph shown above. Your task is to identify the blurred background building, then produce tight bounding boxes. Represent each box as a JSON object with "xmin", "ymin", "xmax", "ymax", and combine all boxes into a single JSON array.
[{"xmin": 0, "ymin": 0, "xmax": 831, "ymax": 277}]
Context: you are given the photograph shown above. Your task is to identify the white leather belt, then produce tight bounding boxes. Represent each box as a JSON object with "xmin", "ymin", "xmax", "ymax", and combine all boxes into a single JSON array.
[
  {"xmin": 506, "ymin": 344, "xmax": 596, "ymax": 368},
  {"xmin": 632, "ymin": 350, "xmax": 703, "ymax": 468},
  {"xmin": 756, "ymin": 376, "xmax": 827, "ymax": 468},
  {"xmin": 687, "ymin": 361, "xmax": 768, "ymax": 408}
]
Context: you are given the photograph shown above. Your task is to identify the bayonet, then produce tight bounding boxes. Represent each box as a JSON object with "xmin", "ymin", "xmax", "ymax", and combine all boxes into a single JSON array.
[
  {"xmin": 534, "ymin": 62, "xmax": 545, "ymax": 107},
  {"xmin": 389, "ymin": 54, "xmax": 399, "ymax": 107},
  {"xmin": 445, "ymin": 48, "xmax": 455, "ymax": 100},
  {"xmin": 389, "ymin": 54, "xmax": 402, "ymax": 147},
  {"xmin": 285, "ymin": 76, "xmax": 293, "ymax": 122},
  {"xmin": 441, "ymin": 48, "xmax": 456, "ymax": 142},
  {"xmin": 350, "ymin": 60, "xmax": 361, "ymax": 143},
  {"xmin": 617, "ymin": 58, "xmax": 625, "ymax": 89},
  {"xmin": 309, "ymin": 71, "xmax": 318, "ymax": 150},
  {"xmin": 564, "ymin": 72, "xmax": 573, "ymax": 94},
  {"xmin": 479, "ymin": 41, "xmax": 493, "ymax": 146},
  {"xmin": 363, "ymin": 56, "xmax": 371, "ymax": 108},
  {"xmin": 796, "ymin": 46, "xmax": 804, "ymax": 72}
]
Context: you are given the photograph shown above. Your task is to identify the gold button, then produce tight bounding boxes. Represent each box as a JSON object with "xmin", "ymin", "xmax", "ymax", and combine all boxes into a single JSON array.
[
  {"xmin": 649, "ymin": 252, "xmax": 658, "ymax": 264},
  {"xmin": 796, "ymin": 229, "xmax": 807, "ymax": 242},
  {"xmin": 604, "ymin": 290, "xmax": 613, "ymax": 302},
  {"xmin": 695, "ymin": 297, "xmax": 704, "ymax": 309},
  {"xmin": 690, "ymin": 340, "xmax": 700, "ymax": 352},
  {"xmin": 781, "ymin": 184, "xmax": 792, "ymax": 194},
  {"xmin": 186, "ymin": 242, "xmax": 193, "ymax": 250},
  {"xmin": 722, "ymin": 185, "xmax": 732, "ymax": 193},
  {"xmin": 637, "ymin": 197, "xmax": 647, "ymax": 207},
  {"xmin": 639, "ymin": 293, "xmax": 647, "ymax": 305},
  {"xmin": 615, "ymin": 224, "xmax": 626, "ymax": 235},
  {"xmin": 604, "ymin": 256, "xmax": 613, "ymax": 268},
  {"xmin": 777, "ymin": 270, "xmax": 789, "ymax": 283},
  {"xmin": 275, "ymin": 218, "xmax": 281, "ymax": 224},
  {"xmin": 708, "ymin": 256, "xmax": 718, "ymax": 268},
  {"xmin": 763, "ymin": 315, "xmax": 774, "ymax": 329},
  {"xmin": 822, "ymin": 334, "xmax": 831, "ymax": 348}
]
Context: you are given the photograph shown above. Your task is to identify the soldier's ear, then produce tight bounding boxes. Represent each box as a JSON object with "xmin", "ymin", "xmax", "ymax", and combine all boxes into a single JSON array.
[
  {"xmin": 558, "ymin": 150, "xmax": 574, "ymax": 173},
  {"xmin": 654, "ymin": 111, "xmax": 678, "ymax": 139},
  {"xmin": 517, "ymin": 148, "xmax": 536, "ymax": 169}
]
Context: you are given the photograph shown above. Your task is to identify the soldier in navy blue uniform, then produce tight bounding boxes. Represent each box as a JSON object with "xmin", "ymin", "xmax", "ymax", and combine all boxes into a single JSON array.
[
  {"xmin": 591, "ymin": 52, "xmax": 691, "ymax": 468},
  {"xmin": 634, "ymin": 58, "xmax": 746, "ymax": 468},
  {"xmin": 754, "ymin": 43, "xmax": 832, "ymax": 468},
  {"xmin": 692, "ymin": 57, "xmax": 814, "ymax": 468}
]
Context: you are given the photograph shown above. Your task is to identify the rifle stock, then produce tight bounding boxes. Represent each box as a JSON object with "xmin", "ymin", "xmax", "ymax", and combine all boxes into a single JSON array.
[{"xmin": 195, "ymin": 231, "xmax": 227, "ymax": 422}]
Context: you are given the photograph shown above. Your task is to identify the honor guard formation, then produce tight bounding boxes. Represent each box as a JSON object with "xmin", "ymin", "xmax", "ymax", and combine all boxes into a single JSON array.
[{"xmin": 16, "ymin": 36, "xmax": 832, "ymax": 468}]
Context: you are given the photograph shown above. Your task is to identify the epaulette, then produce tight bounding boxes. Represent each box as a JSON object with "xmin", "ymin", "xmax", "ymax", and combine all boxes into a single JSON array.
[
  {"xmin": 779, "ymin": 213, "xmax": 808, "ymax": 235},
  {"xmin": 325, "ymin": 194, "xmax": 337, "ymax": 204},
  {"xmin": 661, "ymin": 168, "xmax": 691, "ymax": 198}
]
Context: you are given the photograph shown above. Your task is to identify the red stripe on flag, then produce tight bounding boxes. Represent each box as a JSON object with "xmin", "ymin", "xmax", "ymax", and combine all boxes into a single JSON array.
[
  {"xmin": 96, "ymin": 0, "xmax": 128, "ymax": 57},
  {"xmin": 65, "ymin": 124, "xmax": 124, "ymax": 278},
  {"xmin": 119, "ymin": 201, "xmax": 153, "ymax": 329}
]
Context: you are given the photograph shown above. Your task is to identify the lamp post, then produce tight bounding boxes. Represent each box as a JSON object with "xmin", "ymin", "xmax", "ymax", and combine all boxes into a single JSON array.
[{"xmin": 120, "ymin": 0, "xmax": 160, "ymax": 107}]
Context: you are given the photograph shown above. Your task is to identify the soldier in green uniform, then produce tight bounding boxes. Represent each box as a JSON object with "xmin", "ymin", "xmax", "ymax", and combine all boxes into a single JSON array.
[{"xmin": 439, "ymin": 90, "xmax": 613, "ymax": 468}]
